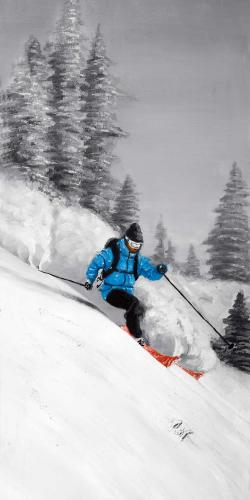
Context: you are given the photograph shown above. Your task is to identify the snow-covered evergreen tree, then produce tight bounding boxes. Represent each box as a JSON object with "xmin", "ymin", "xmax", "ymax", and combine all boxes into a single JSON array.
[
  {"xmin": 0, "ymin": 98, "xmax": 4, "ymax": 158},
  {"xmin": 111, "ymin": 175, "xmax": 140, "ymax": 233},
  {"xmin": 183, "ymin": 244, "xmax": 201, "ymax": 278},
  {"xmin": 22, "ymin": 37, "xmax": 53, "ymax": 192},
  {"xmin": 19, "ymin": 74, "xmax": 53, "ymax": 191},
  {"xmin": 0, "ymin": 91, "xmax": 6, "ymax": 170},
  {"xmin": 204, "ymin": 163, "xmax": 249, "ymax": 282},
  {"xmin": 152, "ymin": 216, "xmax": 167, "ymax": 264},
  {"xmin": 80, "ymin": 24, "xmax": 125, "ymax": 217},
  {"xmin": 0, "ymin": 35, "xmax": 53, "ymax": 193},
  {"xmin": 166, "ymin": 239, "xmax": 177, "ymax": 270},
  {"xmin": 213, "ymin": 291, "xmax": 250, "ymax": 372},
  {"xmin": 0, "ymin": 59, "xmax": 31, "ymax": 177},
  {"xmin": 26, "ymin": 35, "xmax": 45, "ymax": 75},
  {"xmin": 48, "ymin": 0, "xmax": 85, "ymax": 202}
]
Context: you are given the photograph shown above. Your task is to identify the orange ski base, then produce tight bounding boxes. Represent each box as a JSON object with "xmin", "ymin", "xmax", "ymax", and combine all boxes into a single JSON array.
[
  {"xmin": 121, "ymin": 325, "xmax": 204, "ymax": 380},
  {"xmin": 143, "ymin": 344, "xmax": 180, "ymax": 367}
]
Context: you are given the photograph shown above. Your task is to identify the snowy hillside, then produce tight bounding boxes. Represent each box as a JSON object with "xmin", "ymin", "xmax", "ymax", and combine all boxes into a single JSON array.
[{"xmin": 0, "ymin": 247, "xmax": 250, "ymax": 500}]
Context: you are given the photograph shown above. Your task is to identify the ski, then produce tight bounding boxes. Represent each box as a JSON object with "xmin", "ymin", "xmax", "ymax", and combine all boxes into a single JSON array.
[
  {"xmin": 121, "ymin": 325, "xmax": 205, "ymax": 380},
  {"xmin": 179, "ymin": 366, "xmax": 204, "ymax": 381}
]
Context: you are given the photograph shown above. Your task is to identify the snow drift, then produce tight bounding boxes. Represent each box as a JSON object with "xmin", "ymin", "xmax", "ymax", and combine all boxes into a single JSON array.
[{"xmin": 0, "ymin": 173, "xmax": 114, "ymax": 281}]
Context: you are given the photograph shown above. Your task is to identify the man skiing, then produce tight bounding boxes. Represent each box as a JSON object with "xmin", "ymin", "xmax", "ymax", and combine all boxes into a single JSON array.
[{"xmin": 84, "ymin": 223, "xmax": 167, "ymax": 345}]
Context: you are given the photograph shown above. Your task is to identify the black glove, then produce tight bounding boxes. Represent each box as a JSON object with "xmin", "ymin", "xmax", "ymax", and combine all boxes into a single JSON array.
[
  {"xmin": 84, "ymin": 281, "xmax": 93, "ymax": 290},
  {"xmin": 157, "ymin": 264, "xmax": 168, "ymax": 275}
]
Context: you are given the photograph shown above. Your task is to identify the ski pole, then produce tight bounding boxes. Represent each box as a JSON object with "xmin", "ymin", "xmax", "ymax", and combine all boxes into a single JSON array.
[
  {"xmin": 164, "ymin": 275, "xmax": 235, "ymax": 350},
  {"xmin": 38, "ymin": 269, "xmax": 85, "ymax": 288}
]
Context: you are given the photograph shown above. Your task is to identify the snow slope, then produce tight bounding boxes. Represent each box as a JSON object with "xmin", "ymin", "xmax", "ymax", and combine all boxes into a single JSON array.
[{"xmin": 0, "ymin": 248, "xmax": 250, "ymax": 500}]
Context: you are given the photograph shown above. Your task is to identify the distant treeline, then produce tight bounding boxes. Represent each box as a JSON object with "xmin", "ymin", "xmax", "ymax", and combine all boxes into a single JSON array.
[{"xmin": 152, "ymin": 162, "xmax": 250, "ymax": 283}]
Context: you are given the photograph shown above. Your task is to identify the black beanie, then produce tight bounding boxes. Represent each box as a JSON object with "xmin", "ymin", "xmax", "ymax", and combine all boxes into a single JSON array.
[{"xmin": 125, "ymin": 223, "xmax": 144, "ymax": 243}]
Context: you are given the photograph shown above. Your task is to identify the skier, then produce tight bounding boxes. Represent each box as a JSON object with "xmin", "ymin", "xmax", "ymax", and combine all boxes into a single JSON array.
[{"xmin": 84, "ymin": 223, "xmax": 167, "ymax": 345}]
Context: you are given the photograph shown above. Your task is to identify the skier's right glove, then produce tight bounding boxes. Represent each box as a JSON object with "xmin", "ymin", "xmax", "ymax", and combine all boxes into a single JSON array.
[
  {"xmin": 84, "ymin": 281, "xmax": 93, "ymax": 290},
  {"xmin": 157, "ymin": 264, "xmax": 168, "ymax": 275}
]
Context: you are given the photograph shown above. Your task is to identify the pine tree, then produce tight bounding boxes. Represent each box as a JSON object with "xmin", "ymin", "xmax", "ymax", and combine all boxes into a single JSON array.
[
  {"xmin": 204, "ymin": 163, "xmax": 249, "ymax": 282},
  {"xmin": 0, "ymin": 59, "xmax": 31, "ymax": 177},
  {"xmin": 183, "ymin": 244, "xmax": 201, "ymax": 278},
  {"xmin": 22, "ymin": 37, "xmax": 53, "ymax": 192},
  {"xmin": 26, "ymin": 35, "xmax": 45, "ymax": 75},
  {"xmin": 152, "ymin": 216, "xmax": 167, "ymax": 264},
  {"xmin": 80, "ymin": 24, "xmax": 125, "ymax": 217},
  {"xmin": 111, "ymin": 175, "xmax": 140, "ymax": 233},
  {"xmin": 213, "ymin": 291, "xmax": 250, "ymax": 372},
  {"xmin": 0, "ymin": 97, "xmax": 4, "ymax": 158},
  {"xmin": 48, "ymin": 0, "xmax": 84, "ymax": 202},
  {"xmin": 166, "ymin": 239, "xmax": 177, "ymax": 270},
  {"xmin": 0, "ymin": 35, "xmax": 53, "ymax": 192},
  {"xmin": 19, "ymin": 74, "xmax": 53, "ymax": 191}
]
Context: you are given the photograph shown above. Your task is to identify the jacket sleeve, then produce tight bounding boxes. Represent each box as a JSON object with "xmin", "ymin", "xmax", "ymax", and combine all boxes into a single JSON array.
[
  {"xmin": 85, "ymin": 248, "xmax": 113, "ymax": 284},
  {"xmin": 138, "ymin": 256, "xmax": 163, "ymax": 281}
]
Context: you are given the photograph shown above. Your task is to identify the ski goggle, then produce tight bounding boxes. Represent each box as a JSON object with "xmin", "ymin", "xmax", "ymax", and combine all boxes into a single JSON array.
[{"xmin": 125, "ymin": 236, "xmax": 143, "ymax": 250}]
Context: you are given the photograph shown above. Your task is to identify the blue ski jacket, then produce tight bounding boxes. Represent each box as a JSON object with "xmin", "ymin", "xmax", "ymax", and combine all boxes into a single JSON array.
[{"xmin": 86, "ymin": 238, "xmax": 163, "ymax": 300}]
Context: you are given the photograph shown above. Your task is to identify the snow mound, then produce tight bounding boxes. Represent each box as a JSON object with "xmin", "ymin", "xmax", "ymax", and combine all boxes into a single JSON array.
[{"xmin": 0, "ymin": 173, "xmax": 114, "ymax": 281}]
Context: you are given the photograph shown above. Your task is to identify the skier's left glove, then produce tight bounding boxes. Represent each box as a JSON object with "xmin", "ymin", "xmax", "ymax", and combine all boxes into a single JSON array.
[
  {"xmin": 84, "ymin": 281, "xmax": 93, "ymax": 290},
  {"xmin": 157, "ymin": 264, "xmax": 168, "ymax": 275}
]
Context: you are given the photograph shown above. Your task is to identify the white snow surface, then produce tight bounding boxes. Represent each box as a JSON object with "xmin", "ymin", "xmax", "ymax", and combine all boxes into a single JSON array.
[
  {"xmin": 0, "ymin": 176, "xmax": 250, "ymax": 498},
  {"xmin": 0, "ymin": 249, "xmax": 250, "ymax": 499}
]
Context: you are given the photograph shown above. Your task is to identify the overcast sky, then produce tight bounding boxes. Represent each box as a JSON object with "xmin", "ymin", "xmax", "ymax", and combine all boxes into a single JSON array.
[{"xmin": 1, "ymin": 0, "xmax": 250, "ymax": 258}]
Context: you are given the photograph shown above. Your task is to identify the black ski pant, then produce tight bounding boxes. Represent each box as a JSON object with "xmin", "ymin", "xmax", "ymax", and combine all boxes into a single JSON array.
[{"xmin": 106, "ymin": 289, "xmax": 145, "ymax": 339}]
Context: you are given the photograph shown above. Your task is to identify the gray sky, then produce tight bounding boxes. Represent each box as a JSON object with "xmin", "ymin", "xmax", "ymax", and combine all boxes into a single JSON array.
[{"xmin": 1, "ymin": 0, "xmax": 250, "ymax": 259}]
